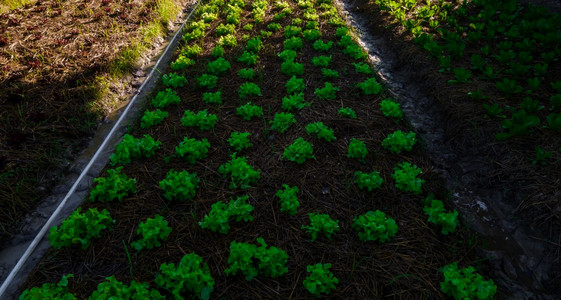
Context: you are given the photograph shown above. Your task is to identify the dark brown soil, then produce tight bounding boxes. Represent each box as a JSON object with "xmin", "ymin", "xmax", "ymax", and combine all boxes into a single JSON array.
[{"xmin": 21, "ymin": 1, "xmax": 490, "ymax": 299}]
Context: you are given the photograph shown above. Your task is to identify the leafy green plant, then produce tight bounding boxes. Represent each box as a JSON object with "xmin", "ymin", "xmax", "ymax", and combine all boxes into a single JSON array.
[
  {"xmin": 547, "ymin": 113, "xmax": 561, "ymax": 131},
  {"xmin": 196, "ymin": 74, "xmax": 219, "ymax": 89},
  {"xmin": 238, "ymin": 68, "xmax": 256, "ymax": 80},
  {"xmin": 440, "ymin": 262, "xmax": 497, "ymax": 300},
  {"xmin": 343, "ymin": 43, "xmax": 367, "ymax": 60},
  {"xmin": 159, "ymin": 169, "xmax": 200, "ymax": 201},
  {"xmin": 175, "ymin": 137, "xmax": 210, "ymax": 164},
  {"xmin": 302, "ymin": 213, "xmax": 340, "ymax": 241},
  {"xmin": 202, "ymin": 91, "xmax": 222, "ymax": 104},
  {"xmin": 152, "ymin": 88, "xmax": 181, "ymax": 108},
  {"xmin": 267, "ymin": 22, "xmax": 282, "ymax": 31},
  {"xmin": 286, "ymin": 76, "xmax": 305, "ymax": 94},
  {"xmin": 281, "ymin": 60, "xmax": 304, "ymax": 76},
  {"xmin": 171, "ymin": 55, "xmax": 195, "ymax": 70},
  {"xmin": 199, "ymin": 195, "xmax": 254, "ymax": 234},
  {"xmin": 282, "ymin": 93, "xmax": 310, "ymax": 111},
  {"xmin": 315, "ymin": 82, "xmax": 339, "ymax": 100},
  {"xmin": 162, "ymin": 73, "xmax": 187, "ymax": 88},
  {"xmin": 276, "ymin": 184, "xmax": 300, "ymax": 215},
  {"xmin": 284, "ymin": 36, "xmax": 303, "ymax": 51},
  {"xmin": 238, "ymin": 82, "xmax": 262, "ymax": 99},
  {"xmin": 352, "ymin": 210, "xmax": 398, "ymax": 242},
  {"xmin": 532, "ymin": 146, "xmax": 553, "ymax": 165},
  {"xmin": 246, "ymin": 37, "xmax": 263, "ymax": 53},
  {"xmin": 211, "ymin": 45, "xmax": 224, "ymax": 57},
  {"xmin": 226, "ymin": 238, "xmax": 289, "ymax": 280},
  {"xmin": 495, "ymin": 110, "xmax": 540, "ymax": 140},
  {"xmin": 495, "ymin": 78, "xmax": 523, "ymax": 94},
  {"xmin": 20, "ymin": 274, "xmax": 75, "ymax": 300},
  {"xmin": 447, "ymin": 68, "xmax": 472, "ymax": 84},
  {"xmin": 237, "ymin": 51, "xmax": 259, "ymax": 66},
  {"xmin": 278, "ymin": 49, "xmax": 298, "ymax": 61},
  {"xmin": 155, "ymin": 253, "xmax": 215, "ymax": 300},
  {"xmin": 141, "ymin": 109, "xmax": 168, "ymax": 129},
  {"xmin": 217, "ymin": 34, "xmax": 238, "ymax": 47},
  {"xmin": 551, "ymin": 94, "xmax": 561, "ymax": 109},
  {"xmin": 380, "ymin": 99, "xmax": 403, "ymax": 120},
  {"xmin": 347, "ymin": 138, "xmax": 367, "ymax": 160},
  {"xmin": 284, "ymin": 25, "xmax": 302, "ymax": 38},
  {"xmin": 270, "ymin": 112, "xmax": 297, "ymax": 133},
  {"xmin": 181, "ymin": 44, "xmax": 203, "ymax": 57},
  {"xmin": 89, "ymin": 167, "xmax": 136, "ymax": 202},
  {"xmin": 423, "ymin": 195, "xmax": 458, "ymax": 235},
  {"xmin": 181, "ymin": 109, "xmax": 218, "ymax": 130},
  {"xmin": 48, "ymin": 208, "xmax": 114, "ymax": 249},
  {"xmin": 228, "ymin": 132, "xmax": 253, "ymax": 152},
  {"xmin": 356, "ymin": 77, "xmax": 382, "ymax": 95},
  {"xmin": 312, "ymin": 55, "xmax": 331, "ymax": 67},
  {"xmin": 354, "ymin": 170, "xmax": 383, "ymax": 191},
  {"xmin": 338, "ymin": 107, "xmax": 357, "ymax": 119},
  {"xmin": 305, "ymin": 122, "xmax": 336, "ymax": 141},
  {"xmin": 303, "ymin": 29, "xmax": 321, "ymax": 40},
  {"xmin": 89, "ymin": 276, "xmax": 163, "ymax": 300},
  {"xmin": 207, "ymin": 57, "xmax": 231, "ymax": 75},
  {"xmin": 392, "ymin": 162, "xmax": 424, "ymax": 194},
  {"xmin": 483, "ymin": 103, "xmax": 504, "ymax": 118},
  {"xmin": 131, "ymin": 214, "xmax": 172, "ymax": 251},
  {"xmin": 110, "ymin": 134, "xmax": 161, "ymax": 166},
  {"xmin": 520, "ymin": 97, "xmax": 544, "ymax": 114},
  {"xmin": 218, "ymin": 154, "xmax": 261, "ymax": 189},
  {"xmin": 237, "ymin": 102, "xmax": 263, "ymax": 120},
  {"xmin": 313, "ymin": 40, "xmax": 333, "ymax": 52},
  {"xmin": 352, "ymin": 62, "xmax": 372, "ymax": 74},
  {"xmin": 303, "ymin": 263, "xmax": 338, "ymax": 296},
  {"xmin": 382, "ymin": 130, "xmax": 416, "ymax": 154},
  {"xmin": 283, "ymin": 137, "xmax": 315, "ymax": 164},
  {"xmin": 321, "ymin": 68, "xmax": 339, "ymax": 79}
]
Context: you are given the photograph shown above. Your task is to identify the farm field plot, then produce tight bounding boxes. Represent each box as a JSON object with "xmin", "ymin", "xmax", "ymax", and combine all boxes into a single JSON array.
[{"xmin": 16, "ymin": 0, "xmax": 501, "ymax": 299}]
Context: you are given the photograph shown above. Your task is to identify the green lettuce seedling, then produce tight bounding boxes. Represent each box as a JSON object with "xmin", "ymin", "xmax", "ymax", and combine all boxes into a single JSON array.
[
  {"xmin": 19, "ymin": 274, "xmax": 75, "ymax": 300},
  {"xmin": 382, "ymin": 130, "xmax": 417, "ymax": 154},
  {"xmin": 423, "ymin": 195, "xmax": 458, "ymax": 235},
  {"xmin": 211, "ymin": 45, "xmax": 224, "ymax": 57},
  {"xmin": 282, "ymin": 93, "xmax": 309, "ymax": 111},
  {"xmin": 181, "ymin": 109, "xmax": 218, "ymax": 130},
  {"xmin": 270, "ymin": 112, "xmax": 296, "ymax": 133},
  {"xmin": 217, "ymin": 34, "xmax": 238, "ymax": 47},
  {"xmin": 237, "ymin": 102, "xmax": 263, "ymax": 120},
  {"xmin": 352, "ymin": 210, "xmax": 398, "ymax": 242},
  {"xmin": 312, "ymin": 55, "xmax": 331, "ymax": 67},
  {"xmin": 175, "ymin": 137, "xmax": 210, "ymax": 164},
  {"xmin": 354, "ymin": 170, "xmax": 383, "ymax": 191},
  {"xmin": 302, "ymin": 213, "xmax": 340, "ymax": 241},
  {"xmin": 314, "ymin": 82, "xmax": 339, "ymax": 100},
  {"xmin": 278, "ymin": 49, "xmax": 297, "ymax": 61},
  {"xmin": 284, "ymin": 36, "xmax": 303, "ymax": 51},
  {"xmin": 305, "ymin": 122, "xmax": 336, "ymax": 141},
  {"xmin": 440, "ymin": 262, "xmax": 497, "ymax": 300},
  {"xmin": 281, "ymin": 61, "xmax": 304, "ymax": 76},
  {"xmin": 283, "ymin": 137, "xmax": 315, "ymax": 164},
  {"xmin": 286, "ymin": 76, "xmax": 305, "ymax": 94},
  {"xmin": 155, "ymin": 253, "xmax": 215, "ymax": 300},
  {"xmin": 238, "ymin": 68, "xmax": 255, "ymax": 80},
  {"xmin": 171, "ymin": 55, "xmax": 195, "ymax": 70},
  {"xmin": 284, "ymin": 25, "xmax": 302, "ymax": 38},
  {"xmin": 228, "ymin": 132, "xmax": 253, "ymax": 152},
  {"xmin": 162, "ymin": 72, "xmax": 187, "ymax": 88},
  {"xmin": 225, "ymin": 238, "xmax": 288, "ymax": 281},
  {"xmin": 199, "ymin": 195, "xmax": 254, "ymax": 234},
  {"xmin": 48, "ymin": 208, "xmax": 114, "ymax": 249},
  {"xmin": 89, "ymin": 167, "xmax": 136, "ymax": 202},
  {"xmin": 238, "ymin": 82, "xmax": 262, "ymax": 99},
  {"xmin": 303, "ymin": 29, "xmax": 321, "ymax": 40},
  {"xmin": 90, "ymin": 276, "xmax": 163, "ymax": 299},
  {"xmin": 152, "ymin": 88, "xmax": 181, "ymax": 108},
  {"xmin": 321, "ymin": 68, "xmax": 339, "ymax": 79},
  {"xmin": 131, "ymin": 214, "xmax": 172, "ymax": 251},
  {"xmin": 218, "ymin": 154, "xmax": 261, "ymax": 189},
  {"xmin": 216, "ymin": 23, "xmax": 236, "ymax": 36},
  {"xmin": 141, "ymin": 109, "xmax": 168, "ymax": 129},
  {"xmin": 181, "ymin": 44, "xmax": 203, "ymax": 57},
  {"xmin": 237, "ymin": 51, "xmax": 259, "ymax": 66},
  {"xmin": 392, "ymin": 162, "xmax": 424, "ymax": 194},
  {"xmin": 313, "ymin": 40, "xmax": 333, "ymax": 52},
  {"xmin": 159, "ymin": 169, "xmax": 200, "ymax": 201},
  {"xmin": 202, "ymin": 91, "xmax": 222, "ymax": 104},
  {"xmin": 276, "ymin": 184, "xmax": 300, "ymax": 215},
  {"xmin": 352, "ymin": 62, "xmax": 372, "ymax": 74},
  {"xmin": 246, "ymin": 37, "xmax": 263, "ymax": 53},
  {"xmin": 380, "ymin": 99, "xmax": 403, "ymax": 120},
  {"xmin": 356, "ymin": 77, "xmax": 382, "ymax": 95},
  {"xmin": 196, "ymin": 74, "xmax": 219, "ymax": 89},
  {"xmin": 110, "ymin": 134, "xmax": 161, "ymax": 166},
  {"xmin": 303, "ymin": 263, "xmax": 338, "ymax": 296},
  {"xmin": 206, "ymin": 57, "xmax": 231, "ymax": 76},
  {"xmin": 337, "ymin": 107, "xmax": 356, "ymax": 119},
  {"xmin": 347, "ymin": 138, "xmax": 367, "ymax": 160}
]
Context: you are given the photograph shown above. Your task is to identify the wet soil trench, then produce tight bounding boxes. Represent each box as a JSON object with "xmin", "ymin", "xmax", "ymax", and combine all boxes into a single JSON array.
[
  {"xmin": 0, "ymin": 1, "xmax": 199, "ymax": 297},
  {"xmin": 338, "ymin": 0, "xmax": 556, "ymax": 298}
]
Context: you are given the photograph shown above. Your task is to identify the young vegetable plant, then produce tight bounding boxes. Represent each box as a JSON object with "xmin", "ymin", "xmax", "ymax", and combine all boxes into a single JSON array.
[
  {"xmin": 352, "ymin": 210, "xmax": 398, "ymax": 242},
  {"xmin": 245, "ymin": 37, "xmax": 263, "ymax": 53},
  {"xmin": 352, "ymin": 62, "xmax": 372, "ymax": 74},
  {"xmin": 199, "ymin": 195, "xmax": 254, "ymax": 234},
  {"xmin": 207, "ymin": 57, "xmax": 231, "ymax": 76},
  {"xmin": 322, "ymin": 68, "xmax": 339, "ymax": 79},
  {"xmin": 196, "ymin": 74, "xmax": 219, "ymax": 89},
  {"xmin": 218, "ymin": 154, "xmax": 261, "ymax": 189},
  {"xmin": 314, "ymin": 82, "xmax": 339, "ymax": 100},
  {"xmin": 423, "ymin": 197, "xmax": 459, "ymax": 235},
  {"xmin": 131, "ymin": 214, "xmax": 172, "ymax": 251},
  {"xmin": 281, "ymin": 61, "xmax": 304, "ymax": 76},
  {"xmin": 283, "ymin": 137, "xmax": 315, "ymax": 164},
  {"xmin": 495, "ymin": 110, "xmax": 540, "ymax": 140},
  {"xmin": 313, "ymin": 40, "xmax": 333, "ymax": 52},
  {"xmin": 276, "ymin": 184, "xmax": 300, "ymax": 215},
  {"xmin": 48, "ymin": 208, "xmax": 114, "ymax": 249},
  {"xmin": 347, "ymin": 138, "xmax": 368, "ymax": 160},
  {"xmin": 278, "ymin": 49, "xmax": 298, "ymax": 62},
  {"xmin": 89, "ymin": 167, "xmax": 136, "ymax": 202},
  {"xmin": 284, "ymin": 36, "xmax": 303, "ymax": 51},
  {"xmin": 238, "ymin": 68, "xmax": 255, "ymax": 80},
  {"xmin": 305, "ymin": 122, "xmax": 336, "ymax": 141},
  {"xmin": 302, "ymin": 213, "xmax": 340, "ymax": 241},
  {"xmin": 440, "ymin": 262, "xmax": 497, "ymax": 300},
  {"xmin": 162, "ymin": 73, "xmax": 187, "ymax": 88},
  {"xmin": 211, "ymin": 45, "xmax": 225, "ymax": 57},
  {"xmin": 228, "ymin": 132, "xmax": 253, "ymax": 152},
  {"xmin": 152, "ymin": 88, "xmax": 181, "ymax": 108},
  {"xmin": 171, "ymin": 55, "xmax": 195, "ymax": 70},
  {"xmin": 382, "ymin": 130, "xmax": 417, "ymax": 154},
  {"xmin": 175, "ymin": 137, "xmax": 210, "ymax": 164},
  {"xmin": 181, "ymin": 109, "xmax": 218, "ymax": 130},
  {"xmin": 282, "ymin": 93, "xmax": 309, "ymax": 111},
  {"xmin": 380, "ymin": 98, "xmax": 403, "ymax": 120},
  {"xmin": 110, "ymin": 134, "xmax": 161, "ymax": 166},
  {"xmin": 159, "ymin": 169, "xmax": 200, "ymax": 201},
  {"xmin": 270, "ymin": 112, "xmax": 296, "ymax": 133},
  {"xmin": 303, "ymin": 29, "xmax": 321, "ymax": 40},
  {"xmin": 90, "ymin": 276, "xmax": 163, "ymax": 299},
  {"xmin": 392, "ymin": 162, "xmax": 424, "ymax": 194},
  {"xmin": 337, "ymin": 107, "xmax": 357, "ymax": 119},
  {"xmin": 226, "ymin": 238, "xmax": 289, "ymax": 280},
  {"xmin": 286, "ymin": 76, "xmax": 305, "ymax": 94},
  {"xmin": 237, "ymin": 51, "xmax": 259, "ymax": 66},
  {"xmin": 202, "ymin": 91, "xmax": 222, "ymax": 104},
  {"xmin": 237, "ymin": 102, "xmax": 263, "ymax": 120},
  {"xmin": 303, "ymin": 263, "xmax": 339, "ymax": 297},
  {"xmin": 531, "ymin": 147, "xmax": 553, "ymax": 165},
  {"xmin": 311, "ymin": 55, "xmax": 331, "ymax": 67},
  {"xmin": 354, "ymin": 170, "xmax": 383, "ymax": 191},
  {"xmin": 356, "ymin": 77, "xmax": 382, "ymax": 95},
  {"xmin": 19, "ymin": 274, "xmax": 75, "ymax": 300},
  {"xmin": 238, "ymin": 82, "xmax": 262, "ymax": 99},
  {"xmin": 141, "ymin": 109, "xmax": 168, "ymax": 129},
  {"xmin": 155, "ymin": 253, "xmax": 215, "ymax": 300}
]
